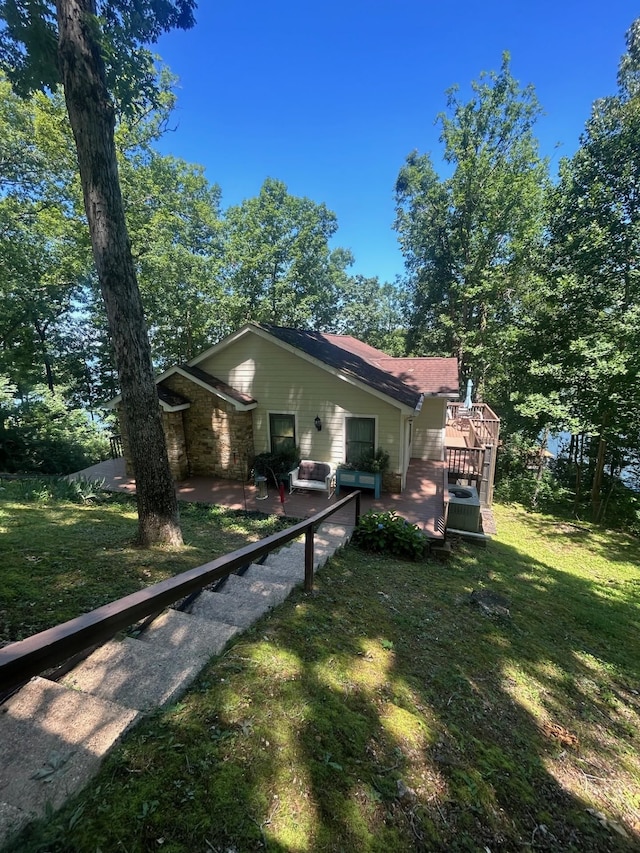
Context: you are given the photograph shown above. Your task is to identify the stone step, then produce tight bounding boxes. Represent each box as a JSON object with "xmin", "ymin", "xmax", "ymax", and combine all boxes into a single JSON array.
[
  {"xmin": 241, "ymin": 562, "xmax": 304, "ymax": 586},
  {"xmin": 221, "ymin": 573, "xmax": 293, "ymax": 606},
  {"xmin": 60, "ymin": 637, "xmax": 204, "ymax": 711},
  {"xmin": 262, "ymin": 541, "xmax": 339, "ymax": 575},
  {"xmin": 188, "ymin": 589, "xmax": 271, "ymax": 630},
  {"xmin": 137, "ymin": 608, "xmax": 239, "ymax": 659},
  {"xmin": 0, "ymin": 677, "xmax": 139, "ymax": 846}
]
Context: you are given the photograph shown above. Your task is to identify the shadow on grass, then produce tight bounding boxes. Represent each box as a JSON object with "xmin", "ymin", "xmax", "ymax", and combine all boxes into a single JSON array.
[{"xmin": 4, "ymin": 513, "xmax": 640, "ymax": 851}]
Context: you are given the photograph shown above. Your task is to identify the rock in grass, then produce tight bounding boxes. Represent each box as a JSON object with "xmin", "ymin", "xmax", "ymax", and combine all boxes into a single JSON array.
[{"xmin": 469, "ymin": 589, "xmax": 511, "ymax": 619}]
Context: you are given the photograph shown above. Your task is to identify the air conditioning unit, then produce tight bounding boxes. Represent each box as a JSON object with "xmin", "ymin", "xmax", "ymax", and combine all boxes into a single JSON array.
[{"xmin": 446, "ymin": 485, "xmax": 480, "ymax": 532}]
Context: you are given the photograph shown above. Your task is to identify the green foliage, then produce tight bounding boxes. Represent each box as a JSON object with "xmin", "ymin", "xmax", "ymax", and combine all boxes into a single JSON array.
[
  {"xmin": 334, "ymin": 275, "xmax": 408, "ymax": 353},
  {"xmin": 0, "ymin": 388, "xmax": 109, "ymax": 475},
  {"xmin": 494, "ymin": 470, "xmax": 570, "ymax": 512},
  {"xmin": 222, "ymin": 178, "xmax": 353, "ymax": 329},
  {"xmin": 0, "ymin": 0, "xmax": 195, "ymax": 115},
  {"xmin": 1, "ymin": 475, "xmax": 105, "ymax": 504},
  {"xmin": 395, "ymin": 54, "xmax": 548, "ymax": 400},
  {"xmin": 251, "ymin": 446, "xmax": 300, "ymax": 488},
  {"xmin": 346, "ymin": 446, "xmax": 390, "ymax": 474},
  {"xmin": 511, "ymin": 21, "xmax": 640, "ymax": 520},
  {"xmin": 352, "ymin": 510, "xmax": 427, "ymax": 560}
]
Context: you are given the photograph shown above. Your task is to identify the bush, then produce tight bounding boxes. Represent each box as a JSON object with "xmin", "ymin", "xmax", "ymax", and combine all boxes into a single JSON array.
[
  {"xmin": 0, "ymin": 475, "xmax": 106, "ymax": 504},
  {"xmin": 251, "ymin": 446, "xmax": 300, "ymax": 488},
  {"xmin": 0, "ymin": 390, "xmax": 110, "ymax": 475},
  {"xmin": 356, "ymin": 446, "xmax": 390, "ymax": 474},
  {"xmin": 494, "ymin": 470, "xmax": 570, "ymax": 511},
  {"xmin": 352, "ymin": 510, "xmax": 427, "ymax": 560}
]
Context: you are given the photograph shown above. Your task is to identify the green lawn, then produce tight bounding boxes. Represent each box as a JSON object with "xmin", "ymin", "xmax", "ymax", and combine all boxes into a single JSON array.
[
  {"xmin": 2, "ymin": 491, "xmax": 640, "ymax": 852},
  {"xmin": 0, "ymin": 482, "xmax": 290, "ymax": 644}
]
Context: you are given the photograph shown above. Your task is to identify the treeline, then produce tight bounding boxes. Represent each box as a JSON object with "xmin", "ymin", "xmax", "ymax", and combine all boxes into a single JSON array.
[
  {"xmin": 1, "ymin": 19, "xmax": 639, "ymax": 522},
  {"xmin": 0, "ymin": 73, "xmax": 405, "ymax": 411}
]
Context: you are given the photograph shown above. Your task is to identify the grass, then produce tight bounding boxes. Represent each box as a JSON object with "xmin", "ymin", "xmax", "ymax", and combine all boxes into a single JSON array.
[
  {"xmin": 0, "ymin": 479, "xmax": 290, "ymax": 644},
  {"xmin": 2, "ymin": 492, "xmax": 640, "ymax": 851}
]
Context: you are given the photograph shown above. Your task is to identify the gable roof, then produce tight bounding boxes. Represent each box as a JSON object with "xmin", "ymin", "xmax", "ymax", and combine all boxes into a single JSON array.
[
  {"xmin": 157, "ymin": 383, "xmax": 190, "ymax": 411},
  {"xmin": 252, "ymin": 324, "xmax": 425, "ymax": 409},
  {"xmin": 178, "ymin": 365, "xmax": 257, "ymax": 407},
  {"xmin": 256, "ymin": 324, "xmax": 459, "ymax": 402},
  {"xmin": 190, "ymin": 322, "xmax": 458, "ymax": 411},
  {"xmin": 105, "ymin": 365, "xmax": 256, "ymax": 411}
]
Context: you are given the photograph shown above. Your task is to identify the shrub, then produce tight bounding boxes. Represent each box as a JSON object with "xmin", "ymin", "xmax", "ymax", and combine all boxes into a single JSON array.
[
  {"xmin": 1, "ymin": 475, "xmax": 106, "ymax": 504},
  {"xmin": 0, "ymin": 390, "xmax": 110, "ymax": 475},
  {"xmin": 339, "ymin": 447, "xmax": 390, "ymax": 474},
  {"xmin": 251, "ymin": 446, "xmax": 300, "ymax": 488},
  {"xmin": 352, "ymin": 510, "xmax": 427, "ymax": 560}
]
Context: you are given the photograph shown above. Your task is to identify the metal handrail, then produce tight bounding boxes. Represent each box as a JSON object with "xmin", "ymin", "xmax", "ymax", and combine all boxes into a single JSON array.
[{"xmin": 0, "ymin": 491, "xmax": 361, "ymax": 693}]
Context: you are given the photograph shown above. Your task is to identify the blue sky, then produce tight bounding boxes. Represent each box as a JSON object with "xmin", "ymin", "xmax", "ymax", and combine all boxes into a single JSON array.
[{"xmin": 155, "ymin": 1, "xmax": 635, "ymax": 283}]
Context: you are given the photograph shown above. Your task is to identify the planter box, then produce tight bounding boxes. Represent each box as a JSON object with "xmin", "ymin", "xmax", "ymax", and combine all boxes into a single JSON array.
[{"xmin": 336, "ymin": 469, "xmax": 381, "ymax": 499}]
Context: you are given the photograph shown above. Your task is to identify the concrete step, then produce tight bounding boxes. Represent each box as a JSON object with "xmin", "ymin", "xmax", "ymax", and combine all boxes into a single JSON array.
[
  {"xmin": 318, "ymin": 522, "xmax": 352, "ymax": 543},
  {"xmin": 261, "ymin": 539, "xmax": 341, "ymax": 575},
  {"xmin": 221, "ymin": 573, "xmax": 292, "ymax": 606},
  {"xmin": 137, "ymin": 608, "xmax": 239, "ymax": 659},
  {"xmin": 188, "ymin": 589, "xmax": 271, "ymax": 630},
  {"xmin": 0, "ymin": 676, "xmax": 139, "ymax": 847},
  {"xmin": 241, "ymin": 562, "xmax": 304, "ymax": 586},
  {"xmin": 60, "ymin": 636, "xmax": 204, "ymax": 711}
]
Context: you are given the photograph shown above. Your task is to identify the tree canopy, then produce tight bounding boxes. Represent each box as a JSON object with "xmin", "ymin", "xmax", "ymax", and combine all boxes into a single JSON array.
[{"xmin": 394, "ymin": 55, "xmax": 548, "ymax": 399}]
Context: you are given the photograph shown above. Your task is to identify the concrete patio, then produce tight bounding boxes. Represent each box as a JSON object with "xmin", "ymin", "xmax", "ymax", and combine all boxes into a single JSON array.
[{"xmin": 73, "ymin": 457, "xmax": 447, "ymax": 539}]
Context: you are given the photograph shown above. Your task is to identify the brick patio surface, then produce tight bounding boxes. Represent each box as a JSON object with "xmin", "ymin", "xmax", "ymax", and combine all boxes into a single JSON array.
[{"xmin": 73, "ymin": 457, "xmax": 447, "ymax": 539}]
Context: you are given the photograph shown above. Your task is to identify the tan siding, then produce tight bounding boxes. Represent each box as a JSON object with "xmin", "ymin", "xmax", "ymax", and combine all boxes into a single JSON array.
[
  {"xmin": 199, "ymin": 335, "xmax": 404, "ymax": 471},
  {"xmin": 412, "ymin": 398, "xmax": 446, "ymax": 461}
]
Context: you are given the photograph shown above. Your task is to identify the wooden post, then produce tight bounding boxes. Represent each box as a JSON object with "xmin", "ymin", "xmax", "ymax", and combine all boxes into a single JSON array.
[
  {"xmin": 304, "ymin": 527, "xmax": 314, "ymax": 592},
  {"xmin": 355, "ymin": 490, "xmax": 361, "ymax": 526}
]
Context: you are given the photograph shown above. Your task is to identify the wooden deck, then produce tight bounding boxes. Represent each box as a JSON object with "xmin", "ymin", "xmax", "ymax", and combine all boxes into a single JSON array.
[{"xmin": 73, "ymin": 458, "xmax": 447, "ymax": 540}]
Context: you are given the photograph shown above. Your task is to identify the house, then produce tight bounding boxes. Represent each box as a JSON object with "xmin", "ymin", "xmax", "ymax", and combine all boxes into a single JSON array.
[{"xmin": 108, "ymin": 322, "xmax": 459, "ymax": 495}]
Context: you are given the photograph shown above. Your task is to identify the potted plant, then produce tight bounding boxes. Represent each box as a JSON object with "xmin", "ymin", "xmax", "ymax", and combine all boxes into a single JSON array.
[{"xmin": 336, "ymin": 447, "xmax": 389, "ymax": 499}]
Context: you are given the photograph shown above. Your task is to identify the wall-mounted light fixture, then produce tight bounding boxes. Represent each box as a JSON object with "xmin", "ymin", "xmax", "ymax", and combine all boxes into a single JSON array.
[{"xmin": 314, "ymin": 415, "xmax": 322, "ymax": 431}]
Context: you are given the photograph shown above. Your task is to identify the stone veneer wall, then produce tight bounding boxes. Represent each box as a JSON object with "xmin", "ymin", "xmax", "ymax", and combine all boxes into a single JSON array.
[
  {"xmin": 117, "ymin": 405, "xmax": 188, "ymax": 481},
  {"xmin": 162, "ymin": 410, "xmax": 188, "ymax": 480},
  {"xmin": 161, "ymin": 373, "xmax": 254, "ymax": 480}
]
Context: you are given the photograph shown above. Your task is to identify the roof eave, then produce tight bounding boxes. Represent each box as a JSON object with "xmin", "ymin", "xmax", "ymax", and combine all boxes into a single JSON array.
[{"xmin": 159, "ymin": 366, "xmax": 257, "ymax": 411}]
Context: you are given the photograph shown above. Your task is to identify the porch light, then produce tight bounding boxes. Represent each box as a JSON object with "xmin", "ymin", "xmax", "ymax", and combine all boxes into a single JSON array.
[{"xmin": 314, "ymin": 415, "xmax": 322, "ymax": 431}]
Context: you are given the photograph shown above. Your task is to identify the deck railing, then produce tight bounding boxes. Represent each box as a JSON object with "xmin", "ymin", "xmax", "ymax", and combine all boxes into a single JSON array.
[
  {"xmin": 0, "ymin": 491, "xmax": 361, "ymax": 694},
  {"xmin": 446, "ymin": 446, "xmax": 483, "ymax": 483},
  {"xmin": 447, "ymin": 402, "xmax": 500, "ymax": 448},
  {"xmin": 109, "ymin": 434, "xmax": 123, "ymax": 459}
]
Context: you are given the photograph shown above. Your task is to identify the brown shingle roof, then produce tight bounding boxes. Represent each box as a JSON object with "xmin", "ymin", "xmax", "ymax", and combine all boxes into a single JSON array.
[
  {"xmin": 157, "ymin": 383, "xmax": 190, "ymax": 408},
  {"xmin": 179, "ymin": 365, "xmax": 257, "ymax": 406},
  {"xmin": 377, "ymin": 358, "xmax": 459, "ymax": 396},
  {"xmin": 257, "ymin": 324, "xmax": 458, "ymax": 407}
]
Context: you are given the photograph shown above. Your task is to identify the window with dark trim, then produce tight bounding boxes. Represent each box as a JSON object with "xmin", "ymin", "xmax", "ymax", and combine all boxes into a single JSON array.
[
  {"xmin": 269, "ymin": 413, "xmax": 296, "ymax": 453},
  {"xmin": 345, "ymin": 416, "xmax": 375, "ymax": 464}
]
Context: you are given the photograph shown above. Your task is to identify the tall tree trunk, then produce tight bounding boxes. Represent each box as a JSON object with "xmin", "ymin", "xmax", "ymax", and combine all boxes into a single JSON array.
[
  {"xmin": 34, "ymin": 320, "xmax": 55, "ymax": 393},
  {"xmin": 55, "ymin": 0, "xmax": 182, "ymax": 546},
  {"xmin": 591, "ymin": 427, "xmax": 608, "ymax": 524}
]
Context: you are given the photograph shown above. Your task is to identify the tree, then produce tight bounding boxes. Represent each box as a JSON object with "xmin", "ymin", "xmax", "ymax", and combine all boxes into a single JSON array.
[
  {"xmin": 222, "ymin": 178, "xmax": 353, "ymax": 329},
  {"xmin": 394, "ymin": 55, "xmax": 548, "ymax": 400},
  {"xmin": 0, "ymin": 76, "xmax": 93, "ymax": 395},
  {"xmin": 121, "ymin": 151, "xmax": 226, "ymax": 367},
  {"xmin": 521, "ymin": 19, "xmax": 640, "ymax": 521},
  {"xmin": 333, "ymin": 275, "xmax": 408, "ymax": 354},
  {"xmin": 0, "ymin": 0, "xmax": 195, "ymax": 545}
]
